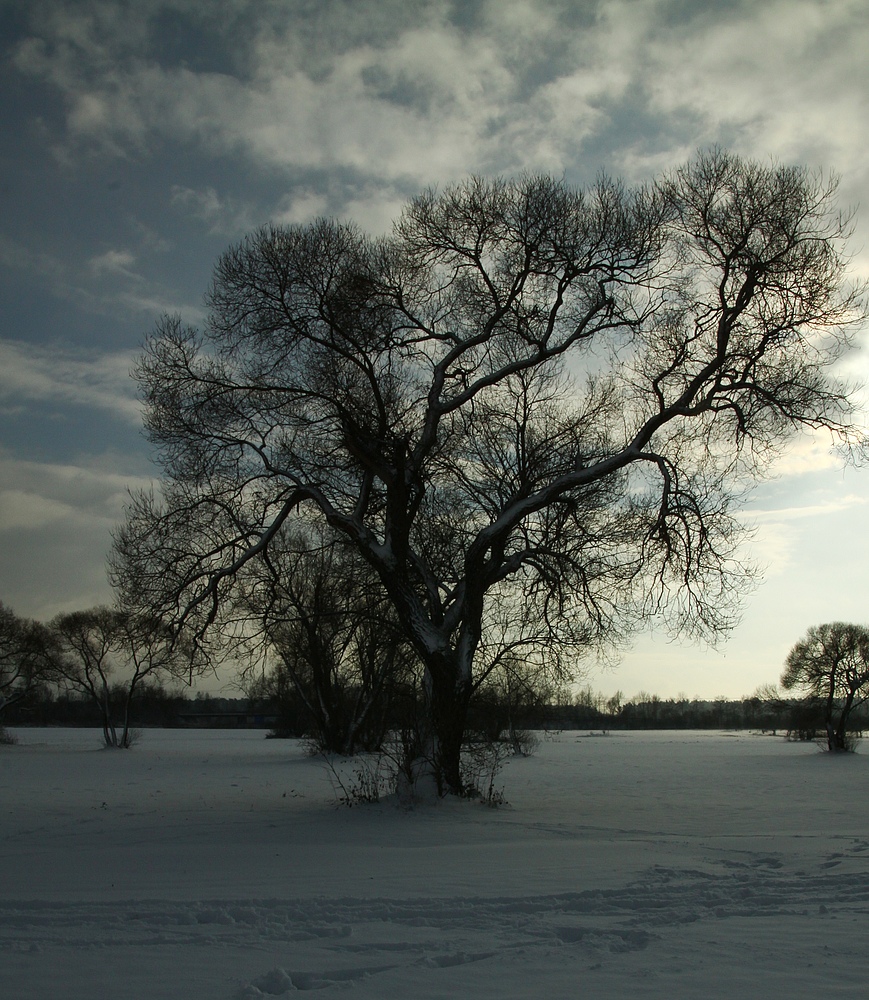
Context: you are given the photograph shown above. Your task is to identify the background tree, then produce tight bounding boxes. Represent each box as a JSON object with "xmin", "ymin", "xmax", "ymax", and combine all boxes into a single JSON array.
[
  {"xmin": 470, "ymin": 654, "xmax": 566, "ymax": 751},
  {"xmin": 49, "ymin": 607, "xmax": 194, "ymax": 748},
  {"xmin": 781, "ymin": 622, "xmax": 869, "ymax": 751},
  {"xmin": 0, "ymin": 602, "xmax": 53, "ymax": 740},
  {"xmin": 236, "ymin": 525, "xmax": 417, "ymax": 753},
  {"xmin": 116, "ymin": 150, "xmax": 864, "ymax": 794}
]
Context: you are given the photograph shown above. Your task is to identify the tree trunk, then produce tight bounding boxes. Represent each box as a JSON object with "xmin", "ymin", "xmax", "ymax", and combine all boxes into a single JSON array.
[
  {"xmin": 425, "ymin": 664, "xmax": 473, "ymax": 796},
  {"xmin": 824, "ymin": 679, "xmax": 838, "ymax": 752},
  {"xmin": 833, "ymin": 691, "xmax": 857, "ymax": 752},
  {"xmin": 120, "ymin": 692, "xmax": 133, "ymax": 748},
  {"xmin": 374, "ymin": 570, "xmax": 477, "ymax": 795}
]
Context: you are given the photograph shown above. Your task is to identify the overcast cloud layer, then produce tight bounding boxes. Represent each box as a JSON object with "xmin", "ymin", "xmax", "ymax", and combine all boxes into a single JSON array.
[{"xmin": 1, "ymin": 0, "xmax": 867, "ymax": 697}]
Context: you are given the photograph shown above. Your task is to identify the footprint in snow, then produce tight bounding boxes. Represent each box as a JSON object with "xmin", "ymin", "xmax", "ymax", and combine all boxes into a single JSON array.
[{"xmin": 238, "ymin": 963, "xmax": 399, "ymax": 995}]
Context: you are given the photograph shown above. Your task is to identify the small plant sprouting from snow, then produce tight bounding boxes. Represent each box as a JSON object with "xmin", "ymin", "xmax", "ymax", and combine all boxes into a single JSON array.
[
  {"xmin": 322, "ymin": 753, "xmax": 390, "ymax": 807},
  {"xmin": 320, "ymin": 729, "xmax": 520, "ymax": 807}
]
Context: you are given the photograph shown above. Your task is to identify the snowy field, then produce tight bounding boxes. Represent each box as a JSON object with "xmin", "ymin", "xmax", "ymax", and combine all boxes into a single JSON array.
[{"xmin": 2, "ymin": 728, "xmax": 868, "ymax": 999}]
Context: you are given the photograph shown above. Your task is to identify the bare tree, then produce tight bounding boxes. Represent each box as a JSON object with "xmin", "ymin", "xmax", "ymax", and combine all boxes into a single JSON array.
[
  {"xmin": 49, "ymin": 607, "xmax": 194, "ymax": 747},
  {"xmin": 0, "ymin": 602, "xmax": 53, "ymax": 738},
  {"xmin": 237, "ymin": 525, "xmax": 417, "ymax": 753},
  {"xmin": 782, "ymin": 622, "xmax": 869, "ymax": 751},
  {"xmin": 115, "ymin": 150, "xmax": 864, "ymax": 794},
  {"xmin": 470, "ymin": 653, "xmax": 565, "ymax": 752}
]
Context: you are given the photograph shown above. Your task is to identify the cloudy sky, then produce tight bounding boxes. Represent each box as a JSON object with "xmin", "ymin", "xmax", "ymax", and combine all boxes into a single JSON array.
[{"xmin": 1, "ymin": 0, "xmax": 868, "ymax": 699}]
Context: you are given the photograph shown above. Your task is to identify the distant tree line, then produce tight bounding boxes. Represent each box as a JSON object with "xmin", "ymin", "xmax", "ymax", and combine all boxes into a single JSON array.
[
  {"xmin": 5, "ymin": 587, "xmax": 869, "ymax": 758},
  {"xmin": 5, "ymin": 586, "xmax": 869, "ymax": 763},
  {"xmin": 5, "ymin": 670, "xmax": 867, "ymax": 744},
  {"xmin": 561, "ymin": 686, "xmax": 868, "ymax": 735}
]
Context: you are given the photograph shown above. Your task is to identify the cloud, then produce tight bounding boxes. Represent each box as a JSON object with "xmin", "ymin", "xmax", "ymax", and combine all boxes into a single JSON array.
[
  {"xmin": 170, "ymin": 185, "xmax": 258, "ymax": 235},
  {"xmin": 763, "ymin": 432, "xmax": 851, "ymax": 478},
  {"xmin": 89, "ymin": 248, "xmax": 138, "ymax": 277},
  {"xmin": 0, "ymin": 449, "xmax": 157, "ymax": 618},
  {"xmin": 13, "ymin": 0, "xmax": 868, "ymax": 261},
  {"xmin": 738, "ymin": 477, "xmax": 868, "ymax": 579},
  {"xmin": 0, "ymin": 450, "xmax": 154, "ymax": 527},
  {"xmin": 271, "ymin": 189, "xmax": 331, "ymax": 227},
  {"xmin": 628, "ymin": 0, "xmax": 869, "ymax": 175},
  {"xmin": 0, "ymin": 232, "xmax": 200, "ymax": 323},
  {"xmin": 749, "ymin": 493, "xmax": 868, "ymax": 524},
  {"xmin": 0, "ymin": 489, "xmax": 78, "ymax": 531},
  {"xmin": 7, "ymin": 2, "xmax": 606, "ymax": 185},
  {"xmin": 0, "ymin": 233, "xmax": 71, "ymax": 289},
  {"xmin": 0, "ymin": 340, "xmax": 141, "ymax": 423}
]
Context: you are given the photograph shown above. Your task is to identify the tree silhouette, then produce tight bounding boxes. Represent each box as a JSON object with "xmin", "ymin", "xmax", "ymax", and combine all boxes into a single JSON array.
[
  {"xmin": 116, "ymin": 151, "xmax": 864, "ymax": 793},
  {"xmin": 782, "ymin": 622, "xmax": 869, "ymax": 751}
]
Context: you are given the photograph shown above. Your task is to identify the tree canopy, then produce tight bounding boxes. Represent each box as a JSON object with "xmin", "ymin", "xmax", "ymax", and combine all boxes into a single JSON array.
[{"xmin": 115, "ymin": 149, "xmax": 865, "ymax": 793}]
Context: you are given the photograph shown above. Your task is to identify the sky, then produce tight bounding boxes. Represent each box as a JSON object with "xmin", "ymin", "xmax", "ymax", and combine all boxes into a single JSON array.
[{"xmin": 1, "ymin": 0, "xmax": 868, "ymax": 700}]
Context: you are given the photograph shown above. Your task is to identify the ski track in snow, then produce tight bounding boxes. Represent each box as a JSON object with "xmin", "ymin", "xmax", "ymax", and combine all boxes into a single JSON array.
[
  {"xmin": 3, "ymin": 848, "xmax": 869, "ymax": 995},
  {"xmin": 4, "ymin": 728, "xmax": 869, "ymax": 998}
]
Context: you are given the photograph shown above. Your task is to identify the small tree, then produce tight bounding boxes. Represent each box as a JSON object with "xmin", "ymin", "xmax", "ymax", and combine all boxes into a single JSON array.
[
  {"xmin": 49, "ymin": 607, "xmax": 194, "ymax": 747},
  {"xmin": 0, "ymin": 602, "xmax": 53, "ymax": 739},
  {"xmin": 236, "ymin": 526, "xmax": 417, "ymax": 753},
  {"xmin": 781, "ymin": 622, "xmax": 869, "ymax": 751},
  {"xmin": 469, "ymin": 654, "xmax": 564, "ymax": 750}
]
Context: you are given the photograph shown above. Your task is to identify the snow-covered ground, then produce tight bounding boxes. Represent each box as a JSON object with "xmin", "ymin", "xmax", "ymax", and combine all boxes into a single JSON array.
[{"xmin": 2, "ymin": 727, "xmax": 868, "ymax": 999}]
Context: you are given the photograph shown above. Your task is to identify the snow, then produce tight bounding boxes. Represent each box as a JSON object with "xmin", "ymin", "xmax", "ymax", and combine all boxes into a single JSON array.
[{"xmin": 2, "ymin": 727, "xmax": 868, "ymax": 998}]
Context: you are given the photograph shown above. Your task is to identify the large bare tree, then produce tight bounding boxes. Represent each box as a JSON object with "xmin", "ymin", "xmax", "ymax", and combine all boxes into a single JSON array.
[{"xmin": 115, "ymin": 150, "xmax": 864, "ymax": 793}]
